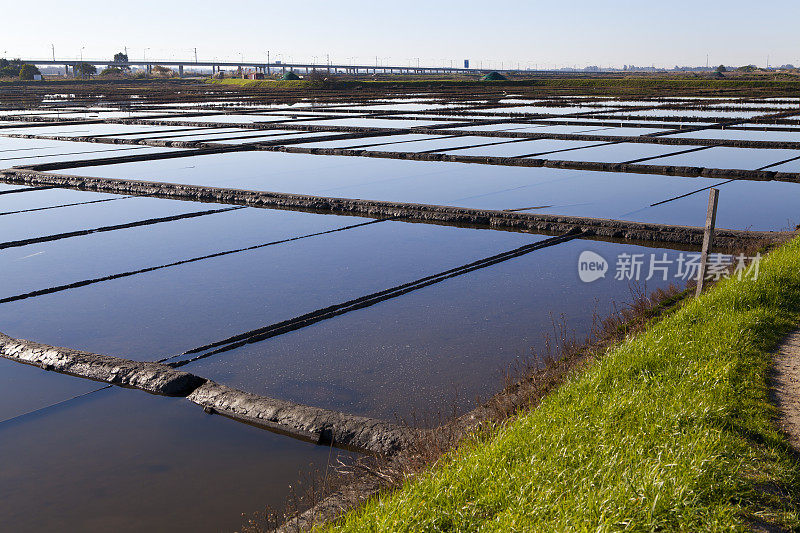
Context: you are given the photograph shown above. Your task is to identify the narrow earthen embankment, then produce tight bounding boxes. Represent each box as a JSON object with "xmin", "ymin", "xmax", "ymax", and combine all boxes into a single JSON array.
[
  {"xmin": 0, "ymin": 332, "xmax": 411, "ymax": 455},
  {"xmin": 0, "ymin": 332, "xmax": 203, "ymax": 396},
  {"xmin": 188, "ymin": 382, "xmax": 411, "ymax": 453}
]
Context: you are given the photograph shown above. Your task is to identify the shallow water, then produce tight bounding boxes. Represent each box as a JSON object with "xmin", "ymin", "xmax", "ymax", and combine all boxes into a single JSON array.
[
  {"xmin": 2, "ymin": 94, "xmax": 800, "ymax": 531},
  {"xmin": 0, "ymin": 211, "xmax": 550, "ymax": 360},
  {"xmin": 644, "ymin": 147, "xmax": 800, "ymax": 169},
  {"xmin": 0, "ymin": 124, "xmax": 193, "ymax": 136},
  {"xmin": 0, "ymin": 382, "xmax": 335, "ymax": 533},
  {"xmin": 0, "ymin": 191, "xmax": 685, "ymax": 420},
  {"xmin": 665, "ymin": 128, "xmax": 800, "ymax": 143},
  {"xmin": 290, "ymin": 133, "xmax": 434, "ymax": 149},
  {"xmin": 181, "ymin": 238, "xmax": 684, "ymax": 420},
  {"xmin": 289, "ymin": 117, "xmax": 448, "ymax": 128},
  {"xmin": 60, "ymin": 151, "xmax": 797, "ymax": 230},
  {"xmin": 769, "ymin": 159, "xmax": 800, "ymax": 173},
  {"xmin": 530, "ymin": 142, "xmax": 707, "ymax": 163},
  {"xmin": 604, "ymin": 109, "xmax": 765, "ymax": 119},
  {"xmin": 475, "ymin": 106, "xmax": 608, "ymax": 115},
  {"xmin": 149, "ymin": 114, "xmax": 293, "ymax": 124}
]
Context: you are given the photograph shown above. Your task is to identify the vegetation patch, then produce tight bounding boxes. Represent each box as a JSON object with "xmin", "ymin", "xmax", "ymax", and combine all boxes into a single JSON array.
[
  {"xmin": 206, "ymin": 75, "xmax": 800, "ymax": 96},
  {"xmin": 0, "ymin": 59, "xmax": 40, "ymax": 80},
  {"xmin": 332, "ymin": 236, "xmax": 800, "ymax": 531},
  {"xmin": 18, "ymin": 63, "xmax": 40, "ymax": 80}
]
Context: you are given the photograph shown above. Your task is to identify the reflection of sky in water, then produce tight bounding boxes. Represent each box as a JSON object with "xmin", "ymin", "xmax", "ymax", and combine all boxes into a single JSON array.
[{"xmin": 2, "ymin": 95, "xmax": 800, "ymax": 531}]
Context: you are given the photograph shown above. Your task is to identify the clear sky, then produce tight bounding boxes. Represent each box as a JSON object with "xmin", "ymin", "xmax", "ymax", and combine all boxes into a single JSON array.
[{"xmin": 4, "ymin": 0, "xmax": 798, "ymax": 68}]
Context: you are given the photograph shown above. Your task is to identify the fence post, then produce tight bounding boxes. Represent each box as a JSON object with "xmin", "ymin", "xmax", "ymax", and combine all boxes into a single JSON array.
[{"xmin": 696, "ymin": 188, "xmax": 720, "ymax": 296}]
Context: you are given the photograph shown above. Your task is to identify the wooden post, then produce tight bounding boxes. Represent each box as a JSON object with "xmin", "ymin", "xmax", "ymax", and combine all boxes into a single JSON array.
[{"xmin": 695, "ymin": 188, "xmax": 719, "ymax": 296}]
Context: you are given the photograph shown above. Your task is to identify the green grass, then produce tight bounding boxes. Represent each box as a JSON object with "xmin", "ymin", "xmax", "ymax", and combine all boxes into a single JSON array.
[
  {"xmin": 207, "ymin": 76, "xmax": 800, "ymax": 95},
  {"xmin": 332, "ymin": 236, "xmax": 800, "ymax": 532}
]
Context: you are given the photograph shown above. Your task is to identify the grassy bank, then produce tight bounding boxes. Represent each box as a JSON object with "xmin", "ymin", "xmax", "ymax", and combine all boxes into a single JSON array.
[
  {"xmin": 332, "ymin": 236, "xmax": 800, "ymax": 531},
  {"xmin": 208, "ymin": 76, "xmax": 800, "ymax": 96}
]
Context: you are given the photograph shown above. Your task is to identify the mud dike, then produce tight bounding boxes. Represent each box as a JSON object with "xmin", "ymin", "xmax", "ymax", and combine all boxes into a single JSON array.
[{"xmin": 0, "ymin": 332, "xmax": 411, "ymax": 455}]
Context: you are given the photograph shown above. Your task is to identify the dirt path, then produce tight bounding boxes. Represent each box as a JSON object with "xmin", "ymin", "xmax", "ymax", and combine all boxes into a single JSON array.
[
  {"xmin": 756, "ymin": 331, "xmax": 800, "ymax": 533},
  {"xmin": 772, "ymin": 329, "xmax": 800, "ymax": 449}
]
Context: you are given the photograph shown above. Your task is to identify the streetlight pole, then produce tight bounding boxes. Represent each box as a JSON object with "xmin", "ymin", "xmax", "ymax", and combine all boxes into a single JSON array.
[{"xmin": 78, "ymin": 46, "xmax": 86, "ymax": 78}]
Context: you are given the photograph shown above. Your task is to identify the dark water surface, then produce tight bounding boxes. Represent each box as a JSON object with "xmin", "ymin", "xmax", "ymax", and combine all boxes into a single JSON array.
[
  {"xmin": 63, "ymin": 151, "xmax": 797, "ymax": 230},
  {"xmin": 1, "ymin": 96, "xmax": 798, "ymax": 531},
  {"xmin": 0, "ymin": 380, "xmax": 335, "ymax": 533}
]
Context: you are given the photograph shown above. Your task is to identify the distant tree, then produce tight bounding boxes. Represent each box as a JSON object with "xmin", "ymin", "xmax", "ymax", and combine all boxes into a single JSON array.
[
  {"xmin": 75, "ymin": 62, "xmax": 97, "ymax": 77},
  {"xmin": 779, "ymin": 64, "xmax": 796, "ymax": 70},
  {"xmin": 737, "ymin": 65, "xmax": 757, "ymax": 73},
  {"xmin": 715, "ymin": 65, "xmax": 727, "ymax": 73},
  {"xmin": 99, "ymin": 66, "xmax": 124, "ymax": 77},
  {"xmin": 112, "ymin": 52, "xmax": 131, "ymax": 70},
  {"xmin": 151, "ymin": 65, "xmax": 174, "ymax": 77},
  {"xmin": 18, "ymin": 64, "xmax": 40, "ymax": 80},
  {"xmin": 0, "ymin": 58, "xmax": 24, "ymax": 77},
  {"xmin": 306, "ymin": 69, "xmax": 338, "ymax": 88}
]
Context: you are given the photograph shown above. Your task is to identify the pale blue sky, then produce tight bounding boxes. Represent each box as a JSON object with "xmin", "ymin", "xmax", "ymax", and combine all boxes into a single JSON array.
[{"xmin": 4, "ymin": 1, "xmax": 798, "ymax": 68}]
